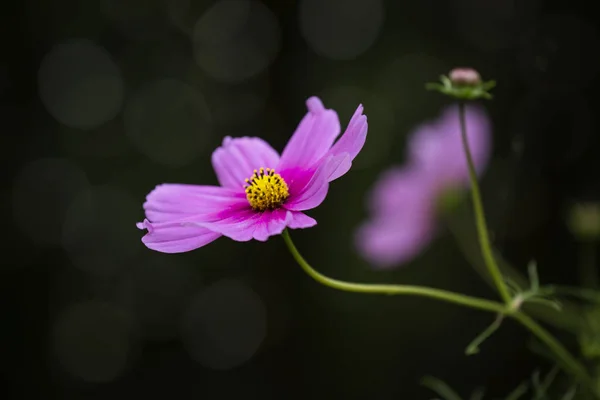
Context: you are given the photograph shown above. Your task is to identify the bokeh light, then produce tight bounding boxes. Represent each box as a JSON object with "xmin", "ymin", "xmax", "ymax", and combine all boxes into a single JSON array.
[
  {"xmin": 451, "ymin": 0, "xmax": 542, "ymax": 53},
  {"xmin": 38, "ymin": 39, "xmax": 124, "ymax": 130},
  {"xmin": 124, "ymin": 79, "xmax": 212, "ymax": 167},
  {"xmin": 12, "ymin": 158, "xmax": 89, "ymax": 246},
  {"xmin": 52, "ymin": 301, "xmax": 136, "ymax": 383},
  {"xmin": 299, "ymin": 0, "xmax": 384, "ymax": 60},
  {"xmin": 192, "ymin": 0, "xmax": 281, "ymax": 83},
  {"xmin": 61, "ymin": 185, "xmax": 141, "ymax": 277},
  {"xmin": 180, "ymin": 279, "xmax": 267, "ymax": 370},
  {"xmin": 115, "ymin": 253, "xmax": 202, "ymax": 341}
]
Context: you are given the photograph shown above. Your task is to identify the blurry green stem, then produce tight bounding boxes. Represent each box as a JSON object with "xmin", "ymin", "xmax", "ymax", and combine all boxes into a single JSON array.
[
  {"xmin": 281, "ymin": 229, "xmax": 594, "ymax": 393},
  {"xmin": 458, "ymin": 101, "xmax": 512, "ymax": 305},
  {"xmin": 512, "ymin": 313, "xmax": 594, "ymax": 393}
]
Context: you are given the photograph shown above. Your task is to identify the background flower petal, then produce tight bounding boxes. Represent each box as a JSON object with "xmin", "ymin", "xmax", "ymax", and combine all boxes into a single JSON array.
[
  {"xmin": 211, "ymin": 136, "xmax": 280, "ymax": 190},
  {"xmin": 277, "ymin": 97, "xmax": 341, "ymax": 171},
  {"xmin": 356, "ymin": 165, "xmax": 436, "ymax": 268},
  {"xmin": 407, "ymin": 103, "xmax": 492, "ymax": 188},
  {"xmin": 355, "ymin": 214, "xmax": 434, "ymax": 269},
  {"xmin": 367, "ymin": 166, "xmax": 433, "ymax": 215}
]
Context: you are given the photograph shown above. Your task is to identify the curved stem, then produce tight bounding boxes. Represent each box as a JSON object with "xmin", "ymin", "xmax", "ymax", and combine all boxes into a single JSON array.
[
  {"xmin": 458, "ymin": 101, "xmax": 512, "ymax": 305},
  {"xmin": 282, "ymin": 230, "xmax": 504, "ymax": 314},
  {"xmin": 511, "ymin": 312, "xmax": 594, "ymax": 390},
  {"xmin": 281, "ymin": 229, "xmax": 595, "ymax": 393}
]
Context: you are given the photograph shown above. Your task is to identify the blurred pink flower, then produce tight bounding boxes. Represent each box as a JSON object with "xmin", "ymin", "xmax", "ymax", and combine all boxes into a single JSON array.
[
  {"xmin": 355, "ymin": 104, "xmax": 492, "ymax": 268},
  {"xmin": 137, "ymin": 97, "xmax": 368, "ymax": 253}
]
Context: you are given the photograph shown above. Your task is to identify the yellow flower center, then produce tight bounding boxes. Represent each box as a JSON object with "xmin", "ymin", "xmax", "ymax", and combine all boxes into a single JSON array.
[{"xmin": 244, "ymin": 167, "xmax": 289, "ymax": 211}]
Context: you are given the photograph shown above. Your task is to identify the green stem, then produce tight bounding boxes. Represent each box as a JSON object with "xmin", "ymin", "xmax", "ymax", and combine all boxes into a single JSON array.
[
  {"xmin": 281, "ymin": 230, "xmax": 595, "ymax": 393},
  {"xmin": 512, "ymin": 312, "xmax": 594, "ymax": 390},
  {"xmin": 282, "ymin": 230, "xmax": 504, "ymax": 314},
  {"xmin": 458, "ymin": 101, "xmax": 512, "ymax": 305},
  {"xmin": 446, "ymin": 210, "xmax": 585, "ymax": 333}
]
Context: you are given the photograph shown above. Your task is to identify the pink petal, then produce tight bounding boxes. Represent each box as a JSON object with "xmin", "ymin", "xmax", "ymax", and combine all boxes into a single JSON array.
[
  {"xmin": 137, "ymin": 184, "xmax": 248, "ymax": 253},
  {"xmin": 252, "ymin": 209, "xmax": 293, "ymax": 241},
  {"xmin": 327, "ymin": 104, "xmax": 368, "ymax": 181},
  {"xmin": 366, "ymin": 166, "xmax": 434, "ymax": 216},
  {"xmin": 408, "ymin": 104, "xmax": 492, "ymax": 189},
  {"xmin": 355, "ymin": 165, "xmax": 436, "ymax": 268},
  {"xmin": 277, "ymin": 97, "xmax": 341, "ymax": 171},
  {"xmin": 142, "ymin": 184, "xmax": 247, "ymax": 222},
  {"xmin": 355, "ymin": 215, "xmax": 434, "ymax": 269},
  {"xmin": 211, "ymin": 136, "xmax": 280, "ymax": 190},
  {"xmin": 282, "ymin": 156, "xmax": 337, "ymax": 211},
  {"xmin": 287, "ymin": 211, "xmax": 317, "ymax": 229},
  {"xmin": 138, "ymin": 218, "xmax": 222, "ymax": 253},
  {"xmin": 199, "ymin": 208, "xmax": 292, "ymax": 242}
]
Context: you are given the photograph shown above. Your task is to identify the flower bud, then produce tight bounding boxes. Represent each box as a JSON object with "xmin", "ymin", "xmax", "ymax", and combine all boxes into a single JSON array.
[
  {"xmin": 449, "ymin": 68, "xmax": 482, "ymax": 86},
  {"xmin": 425, "ymin": 67, "xmax": 495, "ymax": 100}
]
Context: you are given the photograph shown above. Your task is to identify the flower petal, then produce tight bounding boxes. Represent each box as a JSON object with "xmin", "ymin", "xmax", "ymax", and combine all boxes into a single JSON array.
[
  {"xmin": 199, "ymin": 208, "xmax": 292, "ymax": 242},
  {"xmin": 355, "ymin": 215, "xmax": 434, "ymax": 269},
  {"xmin": 137, "ymin": 184, "xmax": 248, "ymax": 253},
  {"xmin": 142, "ymin": 184, "xmax": 247, "ymax": 222},
  {"xmin": 355, "ymin": 165, "xmax": 436, "ymax": 268},
  {"xmin": 327, "ymin": 104, "xmax": 368, "ymax": 181},
  {"xmin": 252, "ymin": 209, "xmax": 293, "ymax": 241},
  {"xmin": 138, "ymin": 219, "xmax": 222, "ymax": 253},
  {"xmin": 408, "ymin": 104, "xmax": 492, "ymax": 188},
  {"xmin": 211, "ymin": 136, "xmax": 280, "ymax": 190},
  {"xmin": 282, "ymin": 155, "xmax": 345, "ymax": 211},
  {"xmin": 277, "ymin": 97, "xmax": 341, "ymax": 171},
  {"xmin": 287, "ymin": 211, "xmax": 317, "ymax": 229},
  {"xmin": 366, "ymin": 166, "xmax": 434, "ymax": 216}
]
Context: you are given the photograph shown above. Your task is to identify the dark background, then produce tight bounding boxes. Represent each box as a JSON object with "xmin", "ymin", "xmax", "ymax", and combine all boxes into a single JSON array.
[{"xmin": 2, "ymin": 0, "xmax": 600, "ymax": 398}]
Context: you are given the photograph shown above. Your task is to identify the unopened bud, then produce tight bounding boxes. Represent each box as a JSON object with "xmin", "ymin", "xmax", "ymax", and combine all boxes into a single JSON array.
[
  {"xmin": 425, "ymin": 67, "xmax": 495, "ymax": 100},
  {"xmin": 449, "ymin": 68, "xmax": 482, "ymax": 86}
]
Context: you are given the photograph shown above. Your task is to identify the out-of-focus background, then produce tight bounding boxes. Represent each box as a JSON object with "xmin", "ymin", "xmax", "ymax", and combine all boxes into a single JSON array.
[{"xmin": 2, "ymin": 0, "xmax": 600, "ymax": 398}]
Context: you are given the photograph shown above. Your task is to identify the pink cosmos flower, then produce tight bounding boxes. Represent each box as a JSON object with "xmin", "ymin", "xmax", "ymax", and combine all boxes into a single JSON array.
[
  {"xmin": 355, "ymin": 104, "xmax": 491, "ymax": 268},
  {"xmin": 137, "ymin": 97, "xmax": 368, "ymax": 253}
]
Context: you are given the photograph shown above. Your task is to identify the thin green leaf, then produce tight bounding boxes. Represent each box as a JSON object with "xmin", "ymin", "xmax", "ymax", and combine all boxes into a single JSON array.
[
  {"xmin": 504, "ymin": 382, "xmax": 528, "ymax": 400},
  {"xmin": 426, "ymin": 83, "xmax": 444, "ymax": 91},
  {"xmin": 482, "ymin": 81, "xmax": 497, "ymax": 90},
  {"xmin": 504, "ymin": 277, "xmax": 524, "ymax": 294},
  {"xmin": 543, "ymin": 285, "xmax": 600, "ymax": 303},
  {"xmin": 526, "ymin": 297, "xmax": 563, "ymax": 311},
  {"xmin": 466, "ymin": 315, "xmax": 503, "ymax": 355},
  {"xmin": 533, "ymin": 365, "xmax": 560, "ymax": 400},
  {"xmin": 440, "ymin": 75, "xmax": 452, "ymax": 89},
  {"xmin": 559, "ymin": 385, "xmax": 577, "ymax": 400},
  {"xmin": 528, "ymin": 260, "xmax": 539, "ymax": 291},
  {"xmin": 421, "ymin": 376, "xmax": 464, "ymax": 400}
]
